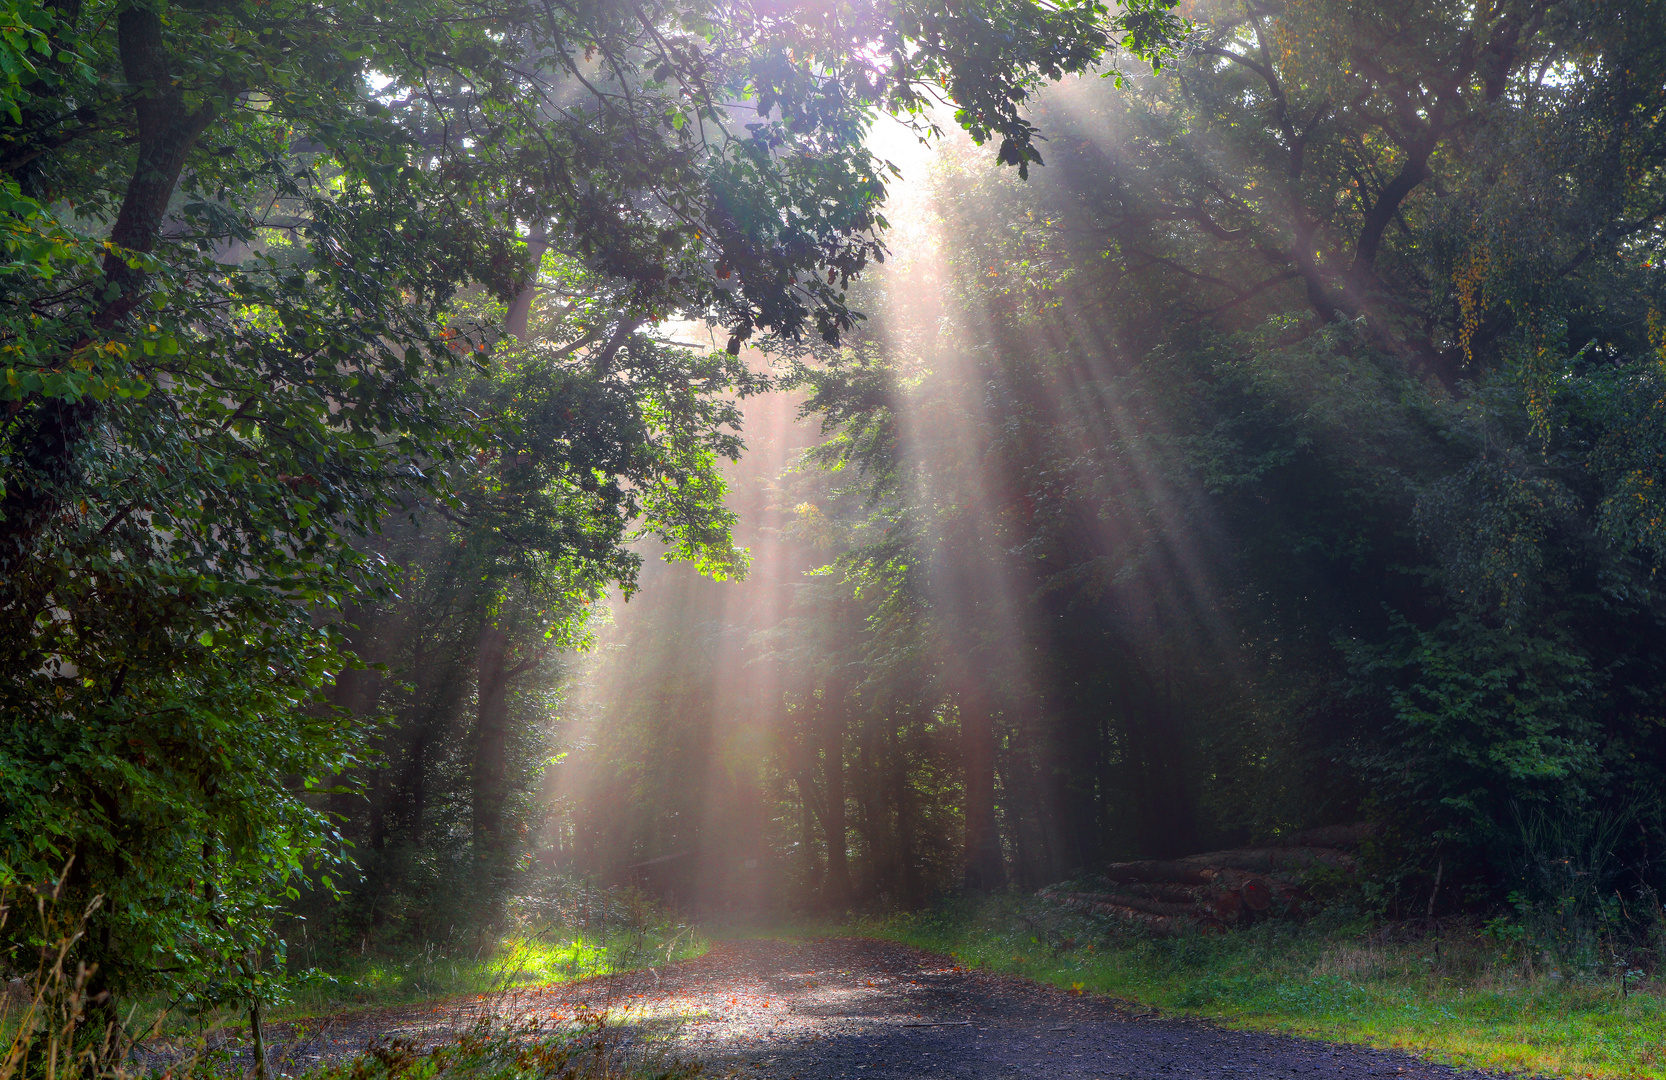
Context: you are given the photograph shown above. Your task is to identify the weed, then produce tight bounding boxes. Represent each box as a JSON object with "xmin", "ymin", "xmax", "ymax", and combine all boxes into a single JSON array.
[{"xmin": 1, "ymin": 873, "xmax": 171, "ymax": 1080}]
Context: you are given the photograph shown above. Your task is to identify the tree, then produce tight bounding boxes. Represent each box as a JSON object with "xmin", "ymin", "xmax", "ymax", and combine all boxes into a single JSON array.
[
  {"xmin": 1, "ymin": 0, "xmax": 1187, "ymax": 1000},
  {"xmin": 766, "ymin": 0, "xmax": 1666, "ymax": 902}
]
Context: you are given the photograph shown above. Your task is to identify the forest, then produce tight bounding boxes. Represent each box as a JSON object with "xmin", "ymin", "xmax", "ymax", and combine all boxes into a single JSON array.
[{"xmin": 3, "ymin": 0, "xmax": 1666, "ymax": 1077}]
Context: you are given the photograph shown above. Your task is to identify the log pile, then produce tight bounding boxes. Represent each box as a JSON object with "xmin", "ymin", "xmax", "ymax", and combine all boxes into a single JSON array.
[{"xmin": 1038, "ymin": 823, "xmax": 1379, "ymax": 935}]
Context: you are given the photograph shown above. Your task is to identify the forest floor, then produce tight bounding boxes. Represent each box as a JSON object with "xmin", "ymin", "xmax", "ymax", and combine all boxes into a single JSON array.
[{"xmin": 240, "ymin": 937, "xmax": 1517, "ymax": 1080}]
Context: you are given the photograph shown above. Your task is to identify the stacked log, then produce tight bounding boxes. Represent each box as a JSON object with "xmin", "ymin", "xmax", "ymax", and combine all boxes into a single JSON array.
[{"xmin": 1038, "ymin": 823, "xmax": 1379, "ymax": 934}]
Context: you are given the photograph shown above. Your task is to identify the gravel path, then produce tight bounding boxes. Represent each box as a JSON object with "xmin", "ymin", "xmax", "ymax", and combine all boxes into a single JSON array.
[{"xmin": 263, "ymin": 938, "xmax": 1502, "ymax": 1080}]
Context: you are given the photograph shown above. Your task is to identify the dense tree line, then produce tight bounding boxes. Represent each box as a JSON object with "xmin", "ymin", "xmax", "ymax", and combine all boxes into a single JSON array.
[{"xmin": 555, "ymin": 0, "xmax": 1666, "ymax": 924}]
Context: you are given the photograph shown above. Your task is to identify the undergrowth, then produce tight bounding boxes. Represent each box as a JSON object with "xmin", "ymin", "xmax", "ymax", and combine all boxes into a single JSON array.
[
  {"xmin": 277, "ymin": 883, "xmax": 707, "ymax": 1018},
  {"xmin": 863, "ymin": 894, "xmax": 1666, "ymax": 1080},
  {"xmin": 3, "ymin": 881, "xmax": 707, "ymax": 1080}
]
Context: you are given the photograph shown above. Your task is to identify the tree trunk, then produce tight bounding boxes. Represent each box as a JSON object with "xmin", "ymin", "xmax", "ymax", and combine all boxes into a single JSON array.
[
  {"xmin": 401, "ymin": 733, "xmax": 428, "ymax": 846},
  {"xmin": 822, "ymin": 697, "xmax": 851, "ymax": 905},
  {"xmin": 995, "ymin": 751, "xmax": 1028, "ymax": 887},
  {"xmin": 471, "ymin": 623, "xmax": 511, "ymax": 861},
  {"xmin": 0, "ymin": 7, "xmax": 220, "ymax": 572},
  {"xmin": 890, "ymin": 723, "xmax": 920, "ymax": 906},
  {"xmin": 504, "ymin": 225, "xmax": 549, "ymax": 342},
  {"xmin": 368, "ymin": 766, "xmax": 387, "ymax": 851},
  {"xmin": 856, "ymin": 717, "xmax": 880, "ymax": 895},
  {"xmin": 1124, "ymin": 654, "xmax": 1197, "ymax": 858},
  {"xmin": 795, "ymin": 772, "xmax": 823, "ymax": 896},
  {"xmin": 961, "ymin": 689, "xmax": 1006, "ymax": 891}
]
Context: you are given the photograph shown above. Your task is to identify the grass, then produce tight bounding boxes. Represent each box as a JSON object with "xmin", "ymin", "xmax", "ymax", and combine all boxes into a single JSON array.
[
  {"xmin": 852, "ymin": 894, "xmax": 1666, "ymax": 1080},
  {"xmin": 2, "ymin": 881, "xmax": 711, "ymax": 1080},
  {"xmin": 123, "ymin": 922, "xmax": 707, "ymax": 1080},
  {"xmin": 276, "ymin": 921, "xmax": 709, "ymax": 1020}
]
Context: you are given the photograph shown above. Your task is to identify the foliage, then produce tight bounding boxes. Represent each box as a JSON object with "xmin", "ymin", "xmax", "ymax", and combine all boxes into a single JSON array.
[
  {"xmin": 0, "ymin": 884, "xmax": 161, "ymax": 1080},
  {"xmin": 539, "ymin": 0, "xmax": 1666, "ymax": 914},
  {"xmin": 0, "ymin": 0, "xmax": 1190, "ymax": 1008},
  {"xmin": 281, "ymin": 881, "xmax": 703, "ymax": 1017},
  {"xmin": 714, "ymin": 0, "xmax": 1666, "ymax": 908}
]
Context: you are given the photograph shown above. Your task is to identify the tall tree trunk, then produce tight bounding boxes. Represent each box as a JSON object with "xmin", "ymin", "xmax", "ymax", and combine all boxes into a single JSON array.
[
  {"xmin": 368, "ymin": 766, "xmax": 387, "ymax": 851},
  {"xmin": 890, "ymin": 723, "xmax": 920, "ymax": 906},
  {"xmin": 1029, "ymin": 753, "xmax": 1060, "ymax": 883},
  {"xmin": 961, "ymin": 689, "xmax": 1006, "ymax": 891},
  {"xmin": 795, "ymin": 772, "xmax": 823, "ymax": 896},
  {"xmin": 0, "ymin": 6, "xmax": 220, "ymax": 572},
  {"xmin": 471, "ymin": 623, "xmax": 511, "ymax": 862},
  {"xmin": 1090, "ymin": 710, "xmax": 1111, "ymax": 862},
  {"xmin": 401, "ymin": 733, "xmax": 429, "ymax": 846},
  {"xmin": 994, "ymin": 751, "xmax": 1028, "ymax": 888},
  {"xmin": 1152, "ymin": 656, "xmax": 1198, "ymax": 855},
  {"xmin": 822, "ymin": 698, "xmax": 851, "ymax": 905},
  {"xmin": 856, "ymin": 717, "xmax": 880, "ymax": 895},
  {"xmin": 1016, "ymin": 702, "xmax": 1062, "ymax": 883},
  {"xmin": 1124, "ymin": 655, "xmax": 1197, "ymax": 857}
]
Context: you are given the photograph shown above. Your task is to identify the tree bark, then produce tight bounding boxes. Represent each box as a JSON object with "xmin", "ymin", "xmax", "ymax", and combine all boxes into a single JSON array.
[
  {"xmin": 471, "ymin": 623, "xmax": 511, "ymax": 860},
  {"xmin": 822, "ymin": 692, "xmax": 851, "ymax": 905},
  {"xmin": 961, "ymin": 689, "xmax": 1006, "ymax": 891},
  {"xmin": 795, "ymin": 772, "xmax": 823, "ymax": 895},
  {"xmin": 504, "ymin": 225, "xmax": 549, "ymax": 342},
  {"xmin": 0, "ymin": 6, "xmax": 220, "ymax": 572},
  {"xmin": 888, "ymin": 722, "xmax": 920, "ymax": 905}
]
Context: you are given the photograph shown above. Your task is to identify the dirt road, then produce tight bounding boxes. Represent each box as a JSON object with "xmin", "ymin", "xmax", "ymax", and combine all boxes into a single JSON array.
[{"xmin": 267, "ymin": 938, "xmax": 1499, "ymax": 1080}]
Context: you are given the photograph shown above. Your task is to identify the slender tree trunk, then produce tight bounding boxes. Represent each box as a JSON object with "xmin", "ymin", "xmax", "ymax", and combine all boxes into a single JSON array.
[
  {"xmin": 402, "ymin": 734, "xmax": 428, "ymax": 846},
  {"xmin": 995, "ymin": 751, "xmax": 1027, "ymax": 888},
  {"xmin": 1016, "ymin": 702, "xmax": 1061, "ymax": 882},
  {"xmin": 1095, "ymin": 711, "xmax": 1112, "ymax": 861},
  {"xmin": 1125, "ymin": 653, "xmax": 1197, "ymax": 858},
  {"xmin": 471, "ymin": 623, "xmax": 511, "ymax": 861},
  {"xmin": 856, "ymin": 718, "xmax": 880, "ymax": 895},
  {"xmin": 1029, "ymin": 753, "xmax": 1060, "ymax": 882},
  {"xmin": 890, "ymin": 723, "xmax": 920, "ymax": 905},
  {"xmin": 961, "ymin": 689, "xmax": 1006, "ymax": 891},
  {"xmin": 1153, "ymin": 654, "xmax": 1197, "ymax": 856},
  {"xmin": 795, "ymin": 772, "xmax": 823, "ymax": 896},
  {"xmin": 248, "ymin": 995, "xmax": 268, "ymax": 1080},
  {"xmin": 822, "ymin": 698, "xmax": 851, "ymax": 905},
  {"xmin": 368, "ymin": 766, "xmax": 387, "ymax": 851}
]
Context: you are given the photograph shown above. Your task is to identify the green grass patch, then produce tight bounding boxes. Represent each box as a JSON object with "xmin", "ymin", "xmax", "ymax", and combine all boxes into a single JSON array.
[
  {"xmin": 856, "ymin": 895, "xmax": 1666, "ymax": 1080},
  {"xmin": 276, "ymin": 921, "xmax": 708, "ymax": 1019}
]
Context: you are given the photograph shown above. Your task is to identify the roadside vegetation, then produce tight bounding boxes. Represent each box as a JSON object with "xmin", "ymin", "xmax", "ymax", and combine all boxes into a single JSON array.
[
  {"xmin": 276, "ymin": 882, "xmax": 707, "ymax": 1018},
  {"xmin": 869, "ymin": 895, "xmax": 1666, "ymax": 1080},
  {"xmin": 2, "ymin": 883, "xmax": 705, "ymax": 1080}
]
